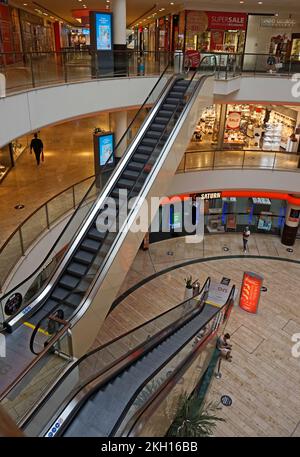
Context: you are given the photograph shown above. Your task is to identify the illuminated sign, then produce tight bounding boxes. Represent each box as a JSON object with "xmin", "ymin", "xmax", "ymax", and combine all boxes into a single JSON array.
[
  {"xmin": 200, "ymin": 192, "xmax": 221, "ymax": 200},
  {"xmin": 226, "ymin": 111, "xmax": 241, "ymax": 130},
  {"xmin": 95, "ymin": 13, "xmax": 112, "ymax": 50},
  {"xmin": 261, "ymin": 17, "xmax": 296, "ymax": 28},
  {"xmin": 206, "ymin": 11, "xmax": 248, "ymax": 31},
  {"xmin": 239, "ymin": 272, "xmax": 263, "ymax": 314},
  {"xmin": 98, "ymin": 133, "xmax": 114, "ymax": 166}
]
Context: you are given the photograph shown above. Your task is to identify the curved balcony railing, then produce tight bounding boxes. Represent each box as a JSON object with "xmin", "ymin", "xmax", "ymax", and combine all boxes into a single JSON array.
[
  {"xmin": 0, "ymin": 50, "xmax": 299, "ymax": 96},
  {"xmin": 0, "ymin": 175, "xmax": 94, "ymax": 292},
  {"xmin": 178, "ymin": 148, "xmax": 300, "ymax": 173}
]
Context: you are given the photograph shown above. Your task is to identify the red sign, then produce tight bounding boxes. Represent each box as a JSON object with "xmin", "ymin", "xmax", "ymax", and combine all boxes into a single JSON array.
[
  {"xmin": 239, "ymin": 272, "xmax": 263, "ymax": 314},
  {"xmin": 206, "ymin": 11, "xmax": 248, "ymax": 30},
  {"xmin": 185, "ymin": 50, "xmax": 201, "ymax": 68}
]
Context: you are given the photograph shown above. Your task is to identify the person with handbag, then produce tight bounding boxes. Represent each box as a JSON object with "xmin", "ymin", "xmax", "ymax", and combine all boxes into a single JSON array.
[{"xmin": 30, "ymin": 132, "xmax": 44, "ymax": 166}]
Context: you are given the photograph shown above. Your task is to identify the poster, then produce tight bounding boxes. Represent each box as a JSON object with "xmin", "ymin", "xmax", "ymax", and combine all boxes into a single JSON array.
[
  {"xmin": 226, "ymin": 111, "xmax": 241, "ymax": 130},
  {"xmin": 99, "ymin": 134, "xmax": 114, "ymax": 166},
  {"xmin": 96, "ymin": 13, "xmax": 112, "ymax": 50},
  {"xmin": 239, "ymin": 272, "xmax": 263, "ymax": 313},
  {"xmin": 206, "ymin": 12, "xmax": 248, "ymax": 30}
]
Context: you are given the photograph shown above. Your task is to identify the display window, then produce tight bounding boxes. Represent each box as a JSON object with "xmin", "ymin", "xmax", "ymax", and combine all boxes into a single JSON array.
[
  {"xmin": 185, "ymin": 10, "xmax": 247, "ymax": 53},
  {"xmin": 189, "ymin": 105, "xmax": 221, "ymax": 150}
]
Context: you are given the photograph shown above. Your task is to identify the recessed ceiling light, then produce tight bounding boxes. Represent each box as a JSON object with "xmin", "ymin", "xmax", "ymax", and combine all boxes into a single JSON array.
[
  {"xmin": 23, "ymin": 3, "xmax": 28, "ymax": 5},
  {"xmin": 170, "ymin": 2, "xmax": 175, "ymax": 4},
  {"xmin": 240, "ymin": 1, "xmax": 244, "ymax": 3},
  {"xmin": 258, "ymin": 1, "xmax": 263, "ymax": 4}
]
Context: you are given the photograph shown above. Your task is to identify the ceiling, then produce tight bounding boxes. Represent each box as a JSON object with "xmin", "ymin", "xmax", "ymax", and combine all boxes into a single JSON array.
[{"xmin": 9, "ymin": 0, "xmax": 300, "ymax": 27}]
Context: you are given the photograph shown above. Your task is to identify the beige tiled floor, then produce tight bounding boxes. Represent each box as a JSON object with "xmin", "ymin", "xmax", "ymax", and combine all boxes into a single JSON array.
[{"xmin": 99, "ymin": 244, "xmax": 300, "ymax": 437}]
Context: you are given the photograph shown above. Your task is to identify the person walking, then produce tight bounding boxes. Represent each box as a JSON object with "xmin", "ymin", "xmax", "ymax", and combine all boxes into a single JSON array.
[
  {"xmin": 242, "ymin": 226, "xmax": 251, "ymax": 253},
  {"xmin": 30, "ymin": 133, "xmax": 44, "ymax": 166}
]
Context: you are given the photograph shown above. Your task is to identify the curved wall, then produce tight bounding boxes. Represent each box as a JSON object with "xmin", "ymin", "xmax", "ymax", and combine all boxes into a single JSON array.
[
  {"xmin": 1, "ymin": 75, "xmax": 299, "ymax": 148},
  {"xmin": 168, "ymin": 169, "xmax": 300, "ymax": 196},
  {"xmin": 0, "ymin": 76, "xmax": 162, "ymax": 148}
]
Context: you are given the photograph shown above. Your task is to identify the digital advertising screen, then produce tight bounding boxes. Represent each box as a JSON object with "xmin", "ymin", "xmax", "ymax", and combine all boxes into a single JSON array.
[
  {"xmin": 98, "ymin": 133, "xmax": 114, "ymax": 166},
  {"xmin": 239, "ymin": 271, "xmax": 263, "ymax": 314},
  {"xmin": 95, "ymin": 13, "xmax": 112, "ymax": 50}
]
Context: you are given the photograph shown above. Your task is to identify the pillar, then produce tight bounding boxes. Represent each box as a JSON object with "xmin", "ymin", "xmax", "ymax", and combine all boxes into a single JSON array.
[
  {"xmin": 217, "ymin": 104, "xmax": 227, "ymax": 150},
  {"xmin": 112, "ymin": 111, "xmax": 128, "ymax": 159},
  {"xmin": 281, "ymin": 200, "xmax": 300, "ymax": 246},
  {"xmin": 112, "ymin": 0, "xmax": 127, "ymax": 76}
]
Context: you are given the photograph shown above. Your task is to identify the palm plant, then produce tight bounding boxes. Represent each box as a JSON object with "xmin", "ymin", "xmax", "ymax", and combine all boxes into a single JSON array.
[{"xmin": 167, "ymin": 393, "xmax": 225, "ymax": 437}]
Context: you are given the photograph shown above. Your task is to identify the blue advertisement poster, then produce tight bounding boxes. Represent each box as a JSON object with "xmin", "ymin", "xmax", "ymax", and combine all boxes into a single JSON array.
[
  {"xmin": 99, "ymin": 134, "xmax": 114, "ymax": 166},
  {"xmin": 95, "ymin": 13, "xmax": 112, "ymax": 50}
]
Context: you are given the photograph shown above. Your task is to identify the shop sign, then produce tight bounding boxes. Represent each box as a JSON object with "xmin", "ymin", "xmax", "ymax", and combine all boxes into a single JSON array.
[
  {"xmin": 206, "ymin": 12, "xmax": 247, "ymax": 31},
  {"xmin": 239, "ymin": 272, "xmax": 263, "ymax": 314},
  {"xmin": 199, "ymin": 192, "xmax": 221, "ymax": 200},
  {"xmin": 226, "ymin": 111, "xmax": 241, "ymax": 130},
  {"xmin": 185, "ymin": 49, "xmax": 201, "ymax": 68},
  {"xmin": 261, "ymin": 17, "xmax": 296, "ymax": 28}
]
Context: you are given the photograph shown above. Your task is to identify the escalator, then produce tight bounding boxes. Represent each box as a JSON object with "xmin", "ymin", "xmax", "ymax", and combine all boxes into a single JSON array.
[
  {"xmin": 19, "ymin": 279, "xmax": 235, "ymax": 437},
  {"xmin": 0, "ymin": 57, "xmax": 216, "ymax": 394}
]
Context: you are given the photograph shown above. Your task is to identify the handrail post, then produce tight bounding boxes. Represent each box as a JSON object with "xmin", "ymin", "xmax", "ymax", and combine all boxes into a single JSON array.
[
  {"xmin": 19, "ymin": 229, "xmax": 25, "ymax": 256},
  {"xmin": 273, "ymin": 152, "xmax": 277, "ymax": 170},
  {"xmin": 72, "ymin": 185, "xmax": 76, "ymax": 209},
  {"xmin": 29, "ymin": 53, "xmax": 35, "ymax": 88},
  {"xmin": 242, "ymin": 150, "xmax": 246, "ymax": 169},
  {"xmin": 45, "ymin": 204, "xmax": 50, "ymax": 229}
]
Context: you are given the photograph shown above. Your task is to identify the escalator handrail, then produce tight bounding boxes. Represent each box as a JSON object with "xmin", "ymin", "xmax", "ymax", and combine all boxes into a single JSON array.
[
  {"xmin": 20, "ymin": 277, "xmax": 211, "ymax": 429},
  {"xmin": 116, "ymin": 284, "xmax": 235, "ymax": 437},
  {"xmin": 58, "ymin": 283, "xmax": 232, "ymax": 437},
  {"xmin": 68, "ymin": 58, "xmax": 217, "ymax": 327},
  {"xmin": 1, "ymin": 61, "xmax": 173, "ymax": 304}
]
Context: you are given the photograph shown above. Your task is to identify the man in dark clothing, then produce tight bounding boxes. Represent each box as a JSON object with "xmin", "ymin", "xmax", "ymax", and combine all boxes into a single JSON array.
[{"xmin": 30, "ymin": 133, "xmax": 44, "ymax": 165}]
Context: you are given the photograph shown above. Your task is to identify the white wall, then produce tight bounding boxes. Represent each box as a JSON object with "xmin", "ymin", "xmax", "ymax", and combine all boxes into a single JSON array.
[
  {"xmin": 168, "ymin": 169, "xmax": 300, "ymax": 196},
  {"xmin": 1, "ymin": 75, "xmax": 300, "ymax": 148},
  {"xmin": 0, "ymin": 76, "xmax": 162, "ymax": 148}
]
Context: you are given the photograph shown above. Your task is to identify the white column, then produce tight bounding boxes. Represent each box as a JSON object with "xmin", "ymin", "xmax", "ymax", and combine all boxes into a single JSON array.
[
  {"xmin": 113, "ymin": 111, "xmax": 127, "ymax": 158},
  {"xmin": 112, "ymin": 0, "xmax": 127, "ymax": 46}
]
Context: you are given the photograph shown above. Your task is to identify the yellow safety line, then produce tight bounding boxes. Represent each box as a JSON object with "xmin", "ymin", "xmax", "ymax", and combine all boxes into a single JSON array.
[
  {"xmin": 23, "ymin": 321, "xmax": 50, "ymax": 337},
  {"xmin": 206, "ymin": 300, "xmax": 222, "ymax": 308}
]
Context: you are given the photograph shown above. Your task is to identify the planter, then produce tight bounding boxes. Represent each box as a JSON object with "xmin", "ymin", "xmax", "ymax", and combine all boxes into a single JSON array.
[{"xmin": 184, "ymin": 287, "xmax": 194, "ymax": 300}]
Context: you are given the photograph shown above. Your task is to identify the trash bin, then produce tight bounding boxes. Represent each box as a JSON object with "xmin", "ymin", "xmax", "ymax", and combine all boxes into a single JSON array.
[
  {"xmin": 174, "ymin": 50, "xmax": 184, "ymax": 74},
  {"xmin": 0, "ymin": 73, "xmax": 6, "ymax": 98}
]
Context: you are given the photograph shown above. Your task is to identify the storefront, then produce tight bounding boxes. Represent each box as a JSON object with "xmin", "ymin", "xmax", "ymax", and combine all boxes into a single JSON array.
[
  {"xmin": 148, "ymin": 191, "xmax": 291, "ymax": 243},
  {"xmin": 19, "ymin": 10, "xmax": 55, "ymax": 53},
  {"xmin": 0, "ymin": 4, "xmax": 22, "ymax": 64},
  {"xmin": 0, "ymin": 134, "xmax": 30, "ymax": 182},
  {"xmin": 189, "ymin": 103, "xmax": 299, "ymax": 152},
  {"xmin": 185, "ymin": 10, "xmax": 247, "ymax": 53}
]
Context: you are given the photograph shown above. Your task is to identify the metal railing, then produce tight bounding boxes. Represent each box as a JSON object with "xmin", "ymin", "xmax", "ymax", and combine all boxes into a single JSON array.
[
  {"xmin": 178, "ymin": 148, "xmax": 300, "ymax": 173},
  {"xmin": 0, "ymin": 50, "xmax": 299, "ymax": 96},
  {"xmin": 0, "ymin": 175, "xmax": 94, "ymax": 292}
]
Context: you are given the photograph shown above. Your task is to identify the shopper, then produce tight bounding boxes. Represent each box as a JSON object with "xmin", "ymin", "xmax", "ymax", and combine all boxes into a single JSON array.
[
  {"xmin": 266, "ymin": 54, "xmax": 276, "ymax": 73},
  {"xmin": 217, "ymin": 333, "xmax": 232, "ymax": 361},
  {"xmin": 242, "ymin": 226, "xmax": 251, "ymax": 253},
  {"xmin": 30, "ymin": 133, "xmax": 44, "ymax": 166}
]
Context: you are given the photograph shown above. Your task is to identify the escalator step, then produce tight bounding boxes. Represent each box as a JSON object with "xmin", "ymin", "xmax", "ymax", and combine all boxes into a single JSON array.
[
  {"xmin": 150, "ymin": 123, "xmax": 165, "ymax": 132},
  {"xmin": 51, "ymin": 286, "xmax": 70, "ymax": 301},
  {"xmin": 162, "ymin": 104, "xmax": 177, "ymax": 112},
  {"xmin": 87, "ymin": 227, "xmax": 106, "ymax": 241},
  {"xmin": 158, "ymin": 110, "xmax": 173, "ymax": 118},
  {"xmin": 110, "ymin": 188, "xmax": 128, "ymax": 200},
  {"xmin": 154, "ymin": 117, "xmax": 168, "ymax": 124},
  {"xmin": 166, "ymin": 97, "xmax": 181, "ymax": 105},
  {"xmin": 81, "ymin": 238, "xmax": 101, "ymax": 253},
  {"xmin": 172, "ymin": 86, "xmax": 187, "ymax": 92},
  {"xmin": 133, "ymin": 153, "xmax": 149, "ymax": 163},
  {"xmin": 118, "ymin": 178, "xmax": 135, "ymax": 190},
  {"xmin": 169, "ymin": 90, "xmax": 185, "ymax": 97},
  {"xmin": 67, "ymin": 261, "xmax": 89, "ymax": 278},
  {"xmin": 122, "ymin": 169, "xmax": 140, "ymax": 180},
  {"xmin": 74, "ymin": 249, "xmax": 94, "ymax": 265},
  {"xmin": 127, "ymin": 161, "xmax": 144, "ymax": 171},
  {"xmin": 64, "ymin": 292, "xmax": 83, "ymax": 308},
  {"xmin": 141, "ymin": 137, "xmax": 157, "ymax": 147},
  {"xmin": 175, "ymin": 79, "xmax": 189, "ymax": 86},
  {"xmin": 59, "ymin": 274, "xmax": 80, "ymax": 291},
  {"xmin": 146, "ymin": 130, "xmax": 161, "ymax": 139},
  {"xmin": 137, "ymin": 145, "xmax": 153, "ymax": 154}
]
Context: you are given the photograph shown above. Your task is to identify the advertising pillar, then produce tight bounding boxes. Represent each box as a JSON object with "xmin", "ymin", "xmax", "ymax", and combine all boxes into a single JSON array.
[
  {"xmin": 281, "ymin": 200, "xmax": 300, "ymax": 246},
  {"xmin": 112, "ymin": 111, "xmax": 127, "ymax": 159},
  {"xmin": 239, "ymin": 272, "xmax": 263, "ymax": 314},
  {"xmin": 93, "ymin": 131, "xmax": 115, "ymax": 188},
  {"xmin": 90, "ymin": 11, "xmax": 114, "ymax": 77},
  {"xmin": 112, "ymin": 0, "xmax": 127, "ymax": 76}
]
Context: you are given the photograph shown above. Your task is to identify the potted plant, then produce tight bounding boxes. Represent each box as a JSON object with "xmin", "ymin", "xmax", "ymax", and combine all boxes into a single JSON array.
[
  {"xmin": 184, "ymin": 275, "xmax": 194, "ymax": 300},
  {"xmin": 167, "ymin": 393, "xmax": 225, "ymax": 437}
]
